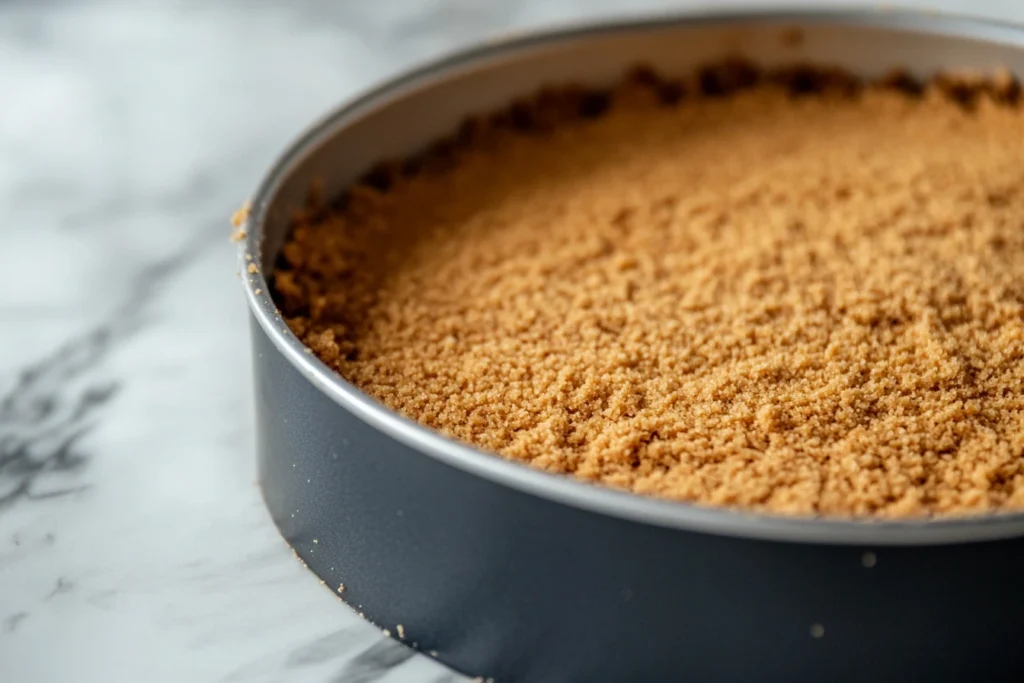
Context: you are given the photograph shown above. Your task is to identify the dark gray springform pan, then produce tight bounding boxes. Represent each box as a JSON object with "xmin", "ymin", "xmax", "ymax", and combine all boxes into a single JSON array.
[{"xmin": 240, "ymin": 9, "xmax": 1024, "ymax": 683}]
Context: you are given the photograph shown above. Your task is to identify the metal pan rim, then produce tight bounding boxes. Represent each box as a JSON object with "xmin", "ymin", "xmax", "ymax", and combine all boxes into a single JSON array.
[{"xmin": 242, "ymin": 6, "xmax": 1024, "ymax": 546}]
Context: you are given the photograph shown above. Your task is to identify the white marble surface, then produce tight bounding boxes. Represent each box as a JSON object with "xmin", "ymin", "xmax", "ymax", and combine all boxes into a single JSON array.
[{"xmin": 1, "ymin": 1, "xmax": 1022, "ymax": 681}]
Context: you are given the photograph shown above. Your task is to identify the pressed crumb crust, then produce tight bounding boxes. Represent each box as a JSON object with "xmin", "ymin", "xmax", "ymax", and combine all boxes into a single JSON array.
[{"xmin": 272, "ymin": 62, "xmax": 1024, "ymax": 517}]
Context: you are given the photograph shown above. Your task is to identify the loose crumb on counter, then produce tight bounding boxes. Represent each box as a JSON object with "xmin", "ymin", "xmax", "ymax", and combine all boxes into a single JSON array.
[{"xmin": 272, "ymin": 60, "xmax": 1024, "ymax": 518}]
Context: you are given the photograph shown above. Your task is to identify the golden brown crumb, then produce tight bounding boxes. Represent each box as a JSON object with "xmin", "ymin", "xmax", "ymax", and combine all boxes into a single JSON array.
[
  {"xmin": 396, "ymin": 624, "xmax": 405, "ymax": 639},
  {"xmin": 231, "ymin": 201, "xmax": 251, "ymax": 228},
  {"xmin": 230, "ymin": 201, "xmax": 251, "ymax": 241},
  {"xmin": 274, "ymin": 63, "xmax": 1024, "ymax": 518},
  {"xmin": 248, "ymin": 263, "xmax": 259, "ymax": 274},
  {"xmin": 780, "ymin": 27, "xmax": 805, "ymax": 48},
  {"xmin": 291, "ymin": 549, "xmax": 307, "ymax": 569},
  {"xmin": 337, "ymin": 583, "xmax": 345, "ymax": 593}
]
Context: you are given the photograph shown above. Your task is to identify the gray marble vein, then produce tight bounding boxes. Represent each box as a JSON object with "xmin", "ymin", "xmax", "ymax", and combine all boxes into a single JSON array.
[{"xmin": 0, "ymin": 0, "xmax": 1021, "ymax": 681}]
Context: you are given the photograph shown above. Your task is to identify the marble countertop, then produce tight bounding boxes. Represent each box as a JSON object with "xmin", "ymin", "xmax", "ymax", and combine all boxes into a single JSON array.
[{"xmin": 2, "ymin": 1, "xmax": 1022, "ymax": 681}]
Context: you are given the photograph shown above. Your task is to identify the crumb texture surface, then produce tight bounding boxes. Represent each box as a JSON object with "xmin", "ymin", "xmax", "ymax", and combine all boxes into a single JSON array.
[{"xmin": 273, "ymin": 66, "xmax": 1024, "ymax": 517}]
